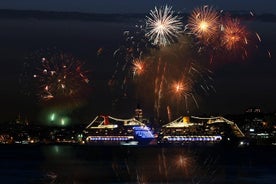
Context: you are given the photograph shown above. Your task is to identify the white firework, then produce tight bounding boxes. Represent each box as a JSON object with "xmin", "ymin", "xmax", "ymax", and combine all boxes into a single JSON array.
[{"xmin": 146, "ymin": 5, "xmax": 183, "ymax": 47}]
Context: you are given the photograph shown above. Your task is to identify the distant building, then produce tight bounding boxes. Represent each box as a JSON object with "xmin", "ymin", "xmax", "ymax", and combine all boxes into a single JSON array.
[
  {"xmin": 15, "ymin": 113, "xmax": 29, "ymax": 125},
  {"xmin": 134, "ymin": 104, "xmax": 143, "ymax": 122},
  {"xmin": 245, "ymin": 108, "xmax": 261, "ymax": 113}
]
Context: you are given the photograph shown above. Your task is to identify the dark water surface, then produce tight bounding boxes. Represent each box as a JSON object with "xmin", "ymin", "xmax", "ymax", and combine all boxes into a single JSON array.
[{"xmin": 0, "ymin": 145, "xmax": 275, "ymax": 183}]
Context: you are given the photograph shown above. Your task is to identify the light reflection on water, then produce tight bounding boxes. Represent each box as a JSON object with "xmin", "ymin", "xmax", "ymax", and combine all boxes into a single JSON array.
[
  {"xmin": 55, "ymin": 145, "xmax": 217, "ymax": 183},
  {"xmin": 0, "ymin": 145, "xmax": 275, "ymax": 183}
]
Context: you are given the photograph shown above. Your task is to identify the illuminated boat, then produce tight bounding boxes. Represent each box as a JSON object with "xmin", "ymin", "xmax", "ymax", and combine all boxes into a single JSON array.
[
  {"xmin": 158, "ymin": 116, "xmax": 246, "ymax": 146},
  {"xmin": 83, "ymin": 115, "xmax": 155, "ymax": 145}
]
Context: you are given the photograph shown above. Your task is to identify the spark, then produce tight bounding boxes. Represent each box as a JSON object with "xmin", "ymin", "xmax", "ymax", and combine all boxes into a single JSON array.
[
  {"xmin": 32, "ymin": 52, "xmax": 90, "ymax": 101},
  {"xmin": 146, "ymin": 5, "xmax": 183, "ymax": 46},
  {"xmin": 255, "ymin": 32, "xmax": 262, "ymax": 42},
  {"xmin": 268, "ymin": 50, "xmax": 272, "ymax": 59},
  {"xmin": 111, "ymin": 27, "xmax": 154, "ymax": 100}
]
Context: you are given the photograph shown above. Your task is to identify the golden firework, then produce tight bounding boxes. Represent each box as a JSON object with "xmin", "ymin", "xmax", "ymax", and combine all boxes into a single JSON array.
[
  {"xmin": 188, "ymin": 5, "xmax": 219, "ymax": 43},
  {"xmin": 132, "ymin": 59, "xmax": 146, "ymax": 76},
  {"xmin": 221, "ymin": 18, "xmax": 248, "ymax": 51}
]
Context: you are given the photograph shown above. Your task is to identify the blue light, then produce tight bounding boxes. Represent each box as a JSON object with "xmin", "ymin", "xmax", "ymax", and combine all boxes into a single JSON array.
[
  {"xmin": 162, "ymin": 135, "xmax": 224, "ymax": 142},
  {"xmin": 133, "ymin": 126, "xmax": 154, "ymax": 139}
]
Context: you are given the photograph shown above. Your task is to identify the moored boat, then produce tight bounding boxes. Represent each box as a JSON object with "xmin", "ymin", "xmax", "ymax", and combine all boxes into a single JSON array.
[
  {"xmin": 158, "ymin": 116, "xmax": 247, "ymax": 146},
  {"xmin": 83, "ymin": 115, "xmax": 155, "ymax": 145}
]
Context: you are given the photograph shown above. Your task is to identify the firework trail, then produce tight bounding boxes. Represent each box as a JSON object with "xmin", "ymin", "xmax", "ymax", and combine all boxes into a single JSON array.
[
  {"xmin": 154, "ymin": 59, "xmax": 167, "ymax": 122},
  {"xmin": 112, "ymin": 30, "xmax": 162, "ymax": 116},
  {"xmin": 146, "ymin": 5, "xmax": 184, "ymax": 47},
  {"xmin": 132, "ymin": 36, "xmax": 214, "ymax": 121},
  {"xmin": 143, "ymin": 5, "xmax": 215, "ymax": 119},
  {"xmin": 111, "ymin": 26, "xmax": 155, "ymax": 102},
  {"xmin": 166, "ymin": 105, "xmax": 172, "ymax": 122}
]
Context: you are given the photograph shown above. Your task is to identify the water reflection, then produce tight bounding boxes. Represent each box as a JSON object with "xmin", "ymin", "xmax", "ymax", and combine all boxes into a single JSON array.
[
  {"xmin": 0, "ymin": 145, "xmax": 275, "ymax": 183},
  {"xmin": 40, "ymin": 145, "xmax": 219, "ymax": 183}
]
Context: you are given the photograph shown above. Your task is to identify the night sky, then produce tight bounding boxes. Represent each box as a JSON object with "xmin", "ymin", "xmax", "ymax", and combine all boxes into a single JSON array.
[
  {"xmin": 0, "ymin": 0, "xmax": 276, "ymax": 14},
  {"xmin": 0, "ymin": 0, "xmax": 276, "ymax": 123}
]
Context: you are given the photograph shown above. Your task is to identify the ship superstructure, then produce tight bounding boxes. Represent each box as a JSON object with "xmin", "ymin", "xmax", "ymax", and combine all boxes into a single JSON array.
[
  {"xmin": 83, "ymin": 115, "xmax": 154, "ymax": 145},
  {"xmin": 158, "ymin": 116, "xmax": 245, "ymax": 145}
]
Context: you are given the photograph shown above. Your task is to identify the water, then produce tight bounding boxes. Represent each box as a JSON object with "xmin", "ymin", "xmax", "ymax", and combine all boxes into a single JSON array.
[{"xmin": 0, "ymin": 145, "xmax": 275, "ymax": 183}]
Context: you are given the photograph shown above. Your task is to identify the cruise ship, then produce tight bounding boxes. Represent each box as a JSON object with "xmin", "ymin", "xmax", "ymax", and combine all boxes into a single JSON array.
[
  {"xmin": 158, "ymin": 116, "xmax": 246, "ymax": 146},
  {"xmin": 83, "ymin": 115, "xmax": 155, "ymax": 145}
]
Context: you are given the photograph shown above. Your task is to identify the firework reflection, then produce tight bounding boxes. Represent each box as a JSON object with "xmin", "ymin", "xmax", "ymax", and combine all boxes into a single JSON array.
[{"xmin": 110, "ymin": 147, "xmax": 218, "ymax": 183}]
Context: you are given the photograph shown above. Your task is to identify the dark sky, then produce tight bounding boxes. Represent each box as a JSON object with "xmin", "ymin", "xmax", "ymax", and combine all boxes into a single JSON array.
[
  {"xmin": 0, "ymin": 0, "xmax": 276, "ymax": 14},
  {"xmin": 0, "ymin": 0, "xmax": 276, "ymax": 123}
]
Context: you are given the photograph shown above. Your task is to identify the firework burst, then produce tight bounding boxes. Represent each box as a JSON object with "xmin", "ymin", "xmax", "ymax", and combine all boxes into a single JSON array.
[
  {"xmin": 146, "ymin": 5, "xmax": 184, "ymax": 47},
  {"xmin": 221, "ymin": 18, "xmax": 248, "ymax": 54},
  {"xmin": 171, "ymin": 80, "xmax": 187, "ymax": 96},
  {"xmin": 170, "ymin": 79, "xmax": 196, "ymax": 110},
  {"xmin": 188, "ymin": 5, "xmax": 219, "ymax": 43},
  {"xmin": 132, "ymin": 58, "xmax": 146, "ymax": 77},
  {"xmin": 26, "ymin": 50, "xmax": 90, "ymax": 105}
]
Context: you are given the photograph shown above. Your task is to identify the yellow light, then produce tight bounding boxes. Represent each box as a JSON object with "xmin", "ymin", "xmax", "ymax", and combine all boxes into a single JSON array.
[
  {"xmin": 199, "ymin": 21, "xmax": 208, "ymax": 31},
  {"xmin": 183, "ymin": 116, "xmax": 190, "ymax": 123}
]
